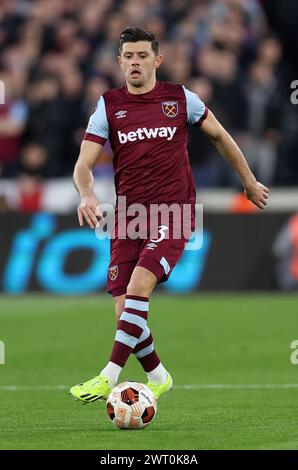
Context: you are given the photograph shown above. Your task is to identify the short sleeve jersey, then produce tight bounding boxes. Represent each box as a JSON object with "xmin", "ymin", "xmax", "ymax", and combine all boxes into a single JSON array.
[{"xmin": 84, "ymin": 81, "xmax": 208, "ymax": 206}]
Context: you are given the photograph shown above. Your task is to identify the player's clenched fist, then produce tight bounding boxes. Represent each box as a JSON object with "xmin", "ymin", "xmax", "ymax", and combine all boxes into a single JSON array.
[
  {"xmin": 77, "ymin": 190, "xmax": 103, "ymax": 229},
  {"xmin": 244, "ymin": 181, "xmax": 270, "ymax": 210}
]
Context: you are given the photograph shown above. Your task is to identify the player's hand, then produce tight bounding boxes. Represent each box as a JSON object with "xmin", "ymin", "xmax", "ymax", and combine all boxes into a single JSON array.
[
  {"xmin": 244, "ymin": 181, "xmax": 269, "ymax": 210},
  {"xmin": 77, "ymin": 190, "xmax": 103, "ymax": 229}
]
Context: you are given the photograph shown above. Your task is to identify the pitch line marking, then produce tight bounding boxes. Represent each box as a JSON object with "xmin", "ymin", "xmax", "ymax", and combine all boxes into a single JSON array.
[{"xmin": 1, "ymin": 384, "xmax": 298, "ymax": 391}]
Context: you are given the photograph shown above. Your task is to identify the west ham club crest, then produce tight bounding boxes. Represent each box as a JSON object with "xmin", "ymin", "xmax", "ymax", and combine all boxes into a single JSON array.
[
  {"xmin": 161, "ymin": 101, "xmax": 178, "ymax": 118},
  {"xmin": 109, "ymin": 265, "xmax": 119, "ymax": 281}
]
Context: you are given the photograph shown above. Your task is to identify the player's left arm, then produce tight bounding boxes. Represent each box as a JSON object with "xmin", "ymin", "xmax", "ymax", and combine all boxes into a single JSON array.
[{"xmin": 200, "ymin": 110, "xmax": 269, "ymax": 209}]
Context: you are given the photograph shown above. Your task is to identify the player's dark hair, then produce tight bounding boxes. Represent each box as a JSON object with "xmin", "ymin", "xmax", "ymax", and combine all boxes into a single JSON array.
[{"xmin": 118, "ymin": 27, "xmax": 159, "ymax": 55}]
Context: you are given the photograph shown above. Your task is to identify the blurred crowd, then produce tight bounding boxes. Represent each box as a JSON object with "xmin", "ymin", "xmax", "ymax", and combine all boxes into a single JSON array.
[{"xmin": 0, "ymin": 0, "xmax": 298, "ymax": 207}]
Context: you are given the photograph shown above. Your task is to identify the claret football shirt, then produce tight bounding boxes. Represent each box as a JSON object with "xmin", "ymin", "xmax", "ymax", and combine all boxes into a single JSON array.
[{"xmin": 84, "ymin": 81, "xmax": 208, "ymax": 207}]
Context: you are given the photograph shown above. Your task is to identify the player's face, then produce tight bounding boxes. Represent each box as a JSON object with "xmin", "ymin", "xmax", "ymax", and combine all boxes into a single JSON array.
[{"xmin": 119, "ymin": 41, "xmax": 162, "ymax": 88}]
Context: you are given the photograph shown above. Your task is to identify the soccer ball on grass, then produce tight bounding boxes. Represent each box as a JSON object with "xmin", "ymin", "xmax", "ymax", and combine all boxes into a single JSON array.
[{"xmin": 107, "ymin": 382, "xmax": 157, "ymax": 429}]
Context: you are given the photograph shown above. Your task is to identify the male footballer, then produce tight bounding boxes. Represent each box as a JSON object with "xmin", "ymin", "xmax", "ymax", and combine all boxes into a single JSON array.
[{"xmin": 70, "ymin": 27, "xmax": 269, "ymax": 403}]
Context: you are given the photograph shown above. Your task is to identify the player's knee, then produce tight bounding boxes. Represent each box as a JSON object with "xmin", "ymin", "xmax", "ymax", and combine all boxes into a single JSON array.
[
  {"xmin": 126, "ymin": 273, "xmax": 156, "ymax": 297},
  {"xmin": 126, "ymin": 281, "xmax": 146, "ymax": 297}
]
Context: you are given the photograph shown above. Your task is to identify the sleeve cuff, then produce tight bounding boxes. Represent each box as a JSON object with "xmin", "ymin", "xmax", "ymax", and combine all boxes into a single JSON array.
[
  {"xmin": 83, "ymin": 132, "xmax": 107, "ymax": 145},
  {"xmin": 194, "ymin": 107, "xmax": 209, "ymax": 127}
]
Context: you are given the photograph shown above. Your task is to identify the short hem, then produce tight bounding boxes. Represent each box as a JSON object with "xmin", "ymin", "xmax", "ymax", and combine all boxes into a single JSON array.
[
  {"xmin": 107, "ymin": 286, "xmax": 127, "ymax": 297},
  {"xmin": 137, "ymin": 256, "xmax": 168, "ymax": 284}
]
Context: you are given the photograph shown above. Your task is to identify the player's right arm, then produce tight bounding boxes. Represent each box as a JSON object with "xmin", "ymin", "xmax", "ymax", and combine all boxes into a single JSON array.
[
  {"xmin": 73, "ymin": 140, "xmax": 104, "ymax": 229},
  {"xmin": 73, "ymin": 95, "xmax": 109, "ymax": 228}
]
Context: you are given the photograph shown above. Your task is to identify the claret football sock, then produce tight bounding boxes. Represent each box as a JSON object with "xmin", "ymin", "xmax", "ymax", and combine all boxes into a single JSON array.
[
  {"xmin": 109, "ymin": 294, "xmax": 149, "ymax": 371},
  {"xmin": 106, "ymin": 294, "xmax": 167, "ymax": 386},
  {"xmin": 133, "ymin": 329, "xmax": 161, "ymax": 374},
  {"xmin": 131, "ymin": 304, "xmax": 166, "ymax": 381}
]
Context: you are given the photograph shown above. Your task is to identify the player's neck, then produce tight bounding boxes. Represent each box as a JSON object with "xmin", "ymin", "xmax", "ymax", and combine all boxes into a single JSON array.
[{"xmin": 126, "ymin": 77, "xmax": 157, "ymax": 95}]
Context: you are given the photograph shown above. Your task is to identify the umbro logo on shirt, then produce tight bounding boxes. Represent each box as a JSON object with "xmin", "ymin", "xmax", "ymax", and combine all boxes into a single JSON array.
[
  {"xmin": 115, "ymin": 110, "xmax": 127, "ymax": 119},
  {"xmin": 118, "ymin": 127, "xmax": 177, "ymax": 143},
  {"xmin": 146, "ymin": 242, "xmax": 157, "ymax": 250}
]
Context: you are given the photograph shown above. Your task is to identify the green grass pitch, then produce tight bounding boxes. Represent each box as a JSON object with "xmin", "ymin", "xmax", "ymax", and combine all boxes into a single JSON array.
[{"xmin": 0, "ymin": 294, "xmax": 298, "ymax": 450}]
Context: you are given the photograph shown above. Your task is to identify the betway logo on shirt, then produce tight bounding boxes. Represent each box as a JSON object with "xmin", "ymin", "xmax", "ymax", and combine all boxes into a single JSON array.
[{"xmin": 117, "ymin": 126, "xmax": 177, "ymax": 144}]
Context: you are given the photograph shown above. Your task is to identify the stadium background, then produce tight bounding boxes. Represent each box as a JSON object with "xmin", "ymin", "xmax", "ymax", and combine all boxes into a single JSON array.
[{"xmin": 1, "ymin": 0, "xmax": 298, "ymax": 451}]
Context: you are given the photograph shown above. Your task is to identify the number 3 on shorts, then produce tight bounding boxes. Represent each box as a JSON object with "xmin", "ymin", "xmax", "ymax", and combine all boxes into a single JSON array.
[{"xmin": 150, "ymin": 225, "xmax": 169, "ymax": 243}]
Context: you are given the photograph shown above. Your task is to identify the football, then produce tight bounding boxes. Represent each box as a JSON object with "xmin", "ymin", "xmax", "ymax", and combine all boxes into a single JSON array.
[{"xmin": 107, "ymin": 382, "xmax": 157, "ymax": 429}]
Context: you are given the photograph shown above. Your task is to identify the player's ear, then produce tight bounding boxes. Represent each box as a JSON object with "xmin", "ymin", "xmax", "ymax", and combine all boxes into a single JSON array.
[{"xmin": 154, "ymin": 54, "xmax": 163, "ymax": 69}]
